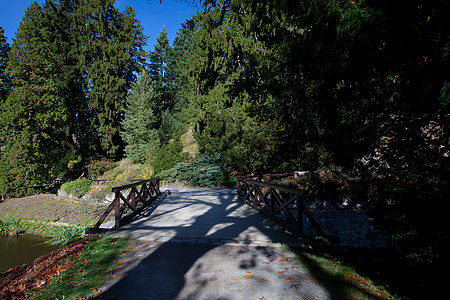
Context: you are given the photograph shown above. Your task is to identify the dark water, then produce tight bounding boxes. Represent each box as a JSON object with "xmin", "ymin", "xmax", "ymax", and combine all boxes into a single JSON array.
[{"xmin": 0, "ymin": 234, "xmax": 60, "ymax": 273}]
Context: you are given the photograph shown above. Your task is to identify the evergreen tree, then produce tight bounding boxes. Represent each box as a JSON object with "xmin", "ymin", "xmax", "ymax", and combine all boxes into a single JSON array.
[
  {"xmin": 0, "ymin": 27, "xmax": 11, "ymax": 103},
  {"xmin": 121, "ymin": 71, "xmax": 160, "ymax": 163},
  {"xmin": 0, "ymin": 2, "xmax": 72, "ymax": 196},
  {"xmin": 77, "ymin": 1, "xmax": 148, "ymax": 158},
  {"xmin": 149, "ymin": 26, "xmax": 176, "ymax": 122},
  {"xmin": 0, "ymin": 0, "xmax": 149, "ymax": 196}
]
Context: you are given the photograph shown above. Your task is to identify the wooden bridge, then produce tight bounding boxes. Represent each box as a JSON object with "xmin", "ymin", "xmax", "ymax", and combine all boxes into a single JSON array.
[
  {"xmin": 88, "ymin": 175, "xmax": 326, "ymax": 240},
  {"xmin": 92, "ymin": 176, "xmax": 337, "ymax": 299}
]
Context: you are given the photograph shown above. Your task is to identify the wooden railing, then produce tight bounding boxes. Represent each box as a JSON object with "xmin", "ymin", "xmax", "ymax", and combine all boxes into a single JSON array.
[
  {"xmin": 90, "ymin": 178, "xmax": 165, "ymax": 230},
  {"xmin": 236, "ymin": 177, "xmax": 326, "ymax": 237}
]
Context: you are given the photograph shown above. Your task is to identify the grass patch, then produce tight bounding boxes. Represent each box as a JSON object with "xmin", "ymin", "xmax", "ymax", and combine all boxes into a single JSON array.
[
  {"xmin": 0, "ymin": 213, "xmax": 26, "ymax": 236},
  {"xmin": 27, "ymin": 237, "xmax": 133, "ymax": 299},
  {"xmin": 283, "ymin": 246, "xmax": 398, "ymax": 299},
  {"xmin": 23, "ymin": 220, "xmax": 86, "ymax": 245},
  {"xmin": 45, "ymin": 225, "xmax": 86, "ymax": 246},
  {"xmin": 61, "ymin": 178, "xmax": 92, "ymax": 198}
]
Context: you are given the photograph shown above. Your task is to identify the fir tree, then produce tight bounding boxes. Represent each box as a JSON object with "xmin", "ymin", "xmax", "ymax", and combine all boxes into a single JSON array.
[
  {"xmin": 0, "ymin": 27, "xmax": 11, "ymax": 103},
  {"xmin": 0, "ymin": 2, "xmax": 72, "ymax": 196},
  {"xmin": 77, "ymin": 0, "xmax": 148, "ymax": 158},
  {"xmin": 121, "ymin": 71, "xmax": 160, "ymax": 163}
]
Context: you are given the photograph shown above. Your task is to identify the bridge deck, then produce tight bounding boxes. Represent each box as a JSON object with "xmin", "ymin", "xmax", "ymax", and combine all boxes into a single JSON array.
[{"xmin": 98, "ymin": 188, "xmax": 335, "ymax": 299}]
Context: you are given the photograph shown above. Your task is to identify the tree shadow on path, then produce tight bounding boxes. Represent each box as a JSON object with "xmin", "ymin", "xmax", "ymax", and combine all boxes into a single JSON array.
[{"xmin": 95, "ymin": 188, "xmax": 383, "ymax": 300}]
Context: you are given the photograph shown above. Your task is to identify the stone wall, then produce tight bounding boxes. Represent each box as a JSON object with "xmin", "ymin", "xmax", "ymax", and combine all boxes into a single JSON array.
[{"xmin": 302, "ymin": 207, "xmax": 387, "ymax": 249}]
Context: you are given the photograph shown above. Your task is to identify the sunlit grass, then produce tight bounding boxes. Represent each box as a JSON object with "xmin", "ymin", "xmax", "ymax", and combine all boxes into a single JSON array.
[
  {"xmin": 45, "ymin": 225, "xmax": 86, "ymax": 246},
  {"xmin": 0, "ymin": 213, "xmax": 26, "ymax": 236},
  {"xmin": 27, "ymin": 237, "xmax": 133, "ymax": 299}
]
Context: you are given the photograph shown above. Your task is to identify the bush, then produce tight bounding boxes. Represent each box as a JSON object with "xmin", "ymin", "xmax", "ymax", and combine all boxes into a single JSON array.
[
  {"xmin": 153, "ymin": 137, "xmax": 189, "ymax": 174},
  {"xmin": 85, "ymin": 158, "xmax": 116, "ymax": 180},
  {"xmin": 159, "ymin": 155, "xmax": 235, "ymax": 188},
  {"xmin": 61, "ymin": 178, "xmax": 91, "ymax": 198}
]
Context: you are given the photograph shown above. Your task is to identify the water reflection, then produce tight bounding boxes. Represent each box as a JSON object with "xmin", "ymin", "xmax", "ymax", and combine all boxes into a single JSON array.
[{"xmin": 0, "ymin": 234, "xmax": 60, "ymax": 273}]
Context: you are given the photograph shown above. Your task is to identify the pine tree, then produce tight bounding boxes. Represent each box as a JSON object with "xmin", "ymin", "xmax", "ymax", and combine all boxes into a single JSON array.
[
  {"xmin": 0, "ymin": 2, "xmax": 72, "ymax": 196},
  {"xmin": 0, "ymin": 27, "xmax": 11, "ymax": 103},
  {"xmin": 149, "ymin": 26, "xmax": 176, "ymax": 120},
  {"xmin": 77, "ymin": 0, "xmax": 148, "ymax": 158},
  {"xmin": 121, "ymin": 71, "xmax": 160, "ymax": 163}
]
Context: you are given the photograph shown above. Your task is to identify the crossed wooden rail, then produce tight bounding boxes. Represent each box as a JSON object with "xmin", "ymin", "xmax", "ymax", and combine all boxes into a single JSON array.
[
  {"xmin": 236, "ymin": 177, "xmax": 326, "ymax": 237},
  {"xmin": 90, "ymin": 178, "xmax": 164, "ymax": 230}
]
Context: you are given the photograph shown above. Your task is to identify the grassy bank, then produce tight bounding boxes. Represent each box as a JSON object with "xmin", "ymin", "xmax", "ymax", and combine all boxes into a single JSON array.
[{"xmin": 27, "ymin": 237, "xmax": 133, "ymax": 299}]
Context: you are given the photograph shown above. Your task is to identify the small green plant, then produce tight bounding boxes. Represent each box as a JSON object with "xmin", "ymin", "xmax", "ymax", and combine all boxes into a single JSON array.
[
  {"xmin": 61, "ymin": 178, "xmax": 92, "ymax": 198},
  {"xmin": 0, "ymin": 213, "xmax": 26, "ymax": 236},
  {"xmin": 46, "ymin": 225, "xmax": 86, "ymax": 246}
]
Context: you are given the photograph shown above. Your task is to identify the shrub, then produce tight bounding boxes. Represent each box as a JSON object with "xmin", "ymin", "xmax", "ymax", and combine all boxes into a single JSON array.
[
  {"xmin": 153, "ymin": 137, "xmax": 189, "ymax": 174},
  {"xmin": 85, "ymin": 158, "xmax": 116, "ymax": 180},
  {"xmin": 61, "ymin": 178, "xmax": 91, "ymax": 198},
  {"xmin": 159, "ymin": 155, "xmax": 235, "ymax": 188}
]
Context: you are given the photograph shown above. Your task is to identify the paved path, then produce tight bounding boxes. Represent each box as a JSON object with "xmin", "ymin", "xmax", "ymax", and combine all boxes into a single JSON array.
[{"xmin": 97, "ymin": 188, "xmax": 341, "ymax": 299}]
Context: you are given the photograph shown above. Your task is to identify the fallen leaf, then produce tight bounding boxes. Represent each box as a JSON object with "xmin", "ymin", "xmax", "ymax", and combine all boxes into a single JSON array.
[
  {"xmin": 258, "ymin": 279, "xmax": 268, "ymax": 282},
  {"xmin": 290, "ymin": 284, "xmax": 299, "ymax": 290},
  {"xmin": 232, "ymin": 277, "xmax": 242, "ymax": 280},
  {"xmin": 285, "ymin": 277, "xmax": 295, "ymax": 280},
  {"xmin": 209, "ymin": 278, "xmax": 217, "ymax": 282},
  {"xmin": 244, "ymin": 275, "xmax": 255, "ymax": 279}
]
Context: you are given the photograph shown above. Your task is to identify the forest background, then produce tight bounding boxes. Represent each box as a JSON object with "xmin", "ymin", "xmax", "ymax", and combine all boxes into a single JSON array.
[{"xmin": 0, "ymin": 0, "xmax": 448, "ymax": 273}]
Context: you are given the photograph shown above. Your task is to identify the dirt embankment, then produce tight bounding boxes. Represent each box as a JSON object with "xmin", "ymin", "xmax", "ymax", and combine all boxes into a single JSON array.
[{"xmin": 0, "ymin": 194, "xmax": 108, "ymax": 226}]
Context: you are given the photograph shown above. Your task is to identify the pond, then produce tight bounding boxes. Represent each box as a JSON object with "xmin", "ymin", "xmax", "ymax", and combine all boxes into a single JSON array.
[{"xmin": 0, "ymin": 234, "xmax": 60, "ymax": 273}]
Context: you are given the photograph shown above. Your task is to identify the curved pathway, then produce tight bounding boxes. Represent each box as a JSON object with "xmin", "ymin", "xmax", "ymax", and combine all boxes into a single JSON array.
[{"xmin": 98, "ymin": 188, "xmax": 341, "ymax": 299}]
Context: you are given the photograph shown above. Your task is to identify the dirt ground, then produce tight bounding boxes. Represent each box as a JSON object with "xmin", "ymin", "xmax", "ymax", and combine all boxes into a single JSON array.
[{"xmin": 0, "ymin": 194, "xmax": 109, "ymax": 227}]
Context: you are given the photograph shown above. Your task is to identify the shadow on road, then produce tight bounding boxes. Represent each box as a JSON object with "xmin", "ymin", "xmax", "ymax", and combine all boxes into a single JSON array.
[{"xmin": 95, "ymin": 188, "xmax": 389, "ymax": 299}]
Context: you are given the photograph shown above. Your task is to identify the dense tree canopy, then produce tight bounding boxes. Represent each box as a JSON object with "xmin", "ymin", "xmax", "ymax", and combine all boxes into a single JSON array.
[{"xmin": 0, "ymin": 0, "xmax": 147, "ymax": 196}]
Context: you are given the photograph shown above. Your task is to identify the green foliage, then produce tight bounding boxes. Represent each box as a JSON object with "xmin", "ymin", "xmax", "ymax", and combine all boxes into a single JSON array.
[
  {"xmin": 121, "ymin": 71, "xmax": 161, "ymax": 163},
  {"xmin": 85, "ymin": 158, "xmax": 116, "ymax": 180},
  {"xmin": 0, "ymin": 1, "xmax": 148, "ymax": 197},
  {"xmin": 153, "ymin": 137, "xmax": 189, "ymax": 174},
  {"xmin": 61, "ymin": 178, "xmax": 91, "ymax": 198},
  {"xmin": 159, "ymin": 155, "xmax": 234, "ymax": 188},
  {"xmin": 0, "ymin": 213, "xmax": 25, "ymax": 236},
  {"xmin": 46, "ymin": 225, "xmax": 86, "ymax": 246},
  {"xmin": 0, "ymin": 27, "xmax": 11, "ymax": 102},
  {"xmin": 28, "ymin": 238, "xmax": 132, "ymax": 299}
]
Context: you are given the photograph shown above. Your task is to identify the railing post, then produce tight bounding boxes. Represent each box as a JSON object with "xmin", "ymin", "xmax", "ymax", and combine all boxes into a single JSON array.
[
  {"xmin": 131, "ymin": 187, "xmax": 136, "ymax": 209},
  {"xmin": 296, "ymin": 194, "xmax": 303, "ymax": 236},
  {"xmin": 114, "ymin": 191, "xmax": 121, "ymax": 229}
]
